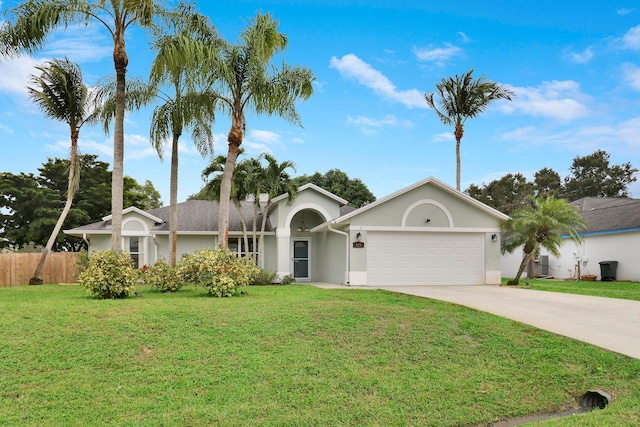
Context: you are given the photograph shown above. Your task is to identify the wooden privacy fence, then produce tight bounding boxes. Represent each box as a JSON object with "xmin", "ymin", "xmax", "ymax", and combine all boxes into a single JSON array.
[{"xmin": 0, "ymin": 253, "xmax": 80, "ymax": 287}]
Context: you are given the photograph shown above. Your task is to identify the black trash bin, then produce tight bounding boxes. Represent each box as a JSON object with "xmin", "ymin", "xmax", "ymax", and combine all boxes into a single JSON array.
[{"xmin": 599, "ymin": 261, "xmax": 618, "ymax": 281}]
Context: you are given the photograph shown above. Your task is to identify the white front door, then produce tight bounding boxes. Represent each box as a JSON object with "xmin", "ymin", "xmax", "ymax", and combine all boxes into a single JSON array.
[{"xmin": 292, "ymin": 239, "xmax": 310, "ymax": 281}]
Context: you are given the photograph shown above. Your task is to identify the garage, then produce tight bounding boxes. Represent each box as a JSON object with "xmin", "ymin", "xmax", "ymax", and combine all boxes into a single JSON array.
[{"xmin": 366, "ymin": 231, "xmax": 485, "ymax": 285}]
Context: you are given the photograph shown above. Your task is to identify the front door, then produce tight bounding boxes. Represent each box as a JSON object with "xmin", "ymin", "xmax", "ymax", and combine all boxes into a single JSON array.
[{"xmin": 292, "ymin": 239, "xmax": 310, "ymax": 281}]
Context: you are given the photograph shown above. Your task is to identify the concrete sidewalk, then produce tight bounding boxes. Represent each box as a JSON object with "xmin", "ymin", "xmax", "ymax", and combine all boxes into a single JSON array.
[{"xmin": 312, "ymin": 283, "xmax": 640, "ymax": 359}]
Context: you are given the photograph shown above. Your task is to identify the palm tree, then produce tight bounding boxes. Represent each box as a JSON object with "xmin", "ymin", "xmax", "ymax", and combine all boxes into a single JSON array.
[
  {"xmin": 27, "ymin": 58, "xmax": 99, "ymax": 285},
  {"xmin": 501, "ymin": 196, "xmax": 587, "ymax": 286},
  {"xmin": 257, "ymin": 154, "xmax": 297, "ymax": 267},
  {"xmin": 200, "ymin": 151, "xmax": 261, "ymax": 261},
  {"xmin": 206, "ymin": 12, "xmax": 314, "ymax": 248},
  {"xmin": 425, "ymin": 69, "xmax": 514, "ymax": 190},
  {"xmin": 146, "ymin": 4, "xmax": 218, "ymax": 267},
  {"xmin": 1, "ymin": 0, "xmax": 160, "ymax": 251}
]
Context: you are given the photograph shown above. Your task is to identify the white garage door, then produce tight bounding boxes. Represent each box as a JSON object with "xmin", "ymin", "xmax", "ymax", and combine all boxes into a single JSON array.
[{"xmin": 367, "ymin": 232, "xmax": 484, "ymax": 285}]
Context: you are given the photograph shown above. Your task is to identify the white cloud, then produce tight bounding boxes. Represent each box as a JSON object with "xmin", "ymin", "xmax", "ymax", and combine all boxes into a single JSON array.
[
  {"xmin": 501, "ymin": 116, "xmax": 640, "ymax": 151},
  {"xmin": 0, "ymin": 123, "xmax": 13, "ymax": 134},
  {"xmin": 0, "ymin": 55, "xmax": 42, "ymax": 96},
  {"xmin": 432, "ymin": 132, "xmax": 454, "ymax": 142},
  {"xmin": 566, "ymin": 47, "xmax": 594, "ymax": 64},
  {"xmin": 329, "ymin": 54, "xmax": 426, "ymax": 109},
  {"xmin": 622, "ymin": 63, "xmax": 640, "ymax": 90},
  {"xmin": 346, "ymin": 114, "xmax": 412, "ymax": 135},
  {"xmin": 413, "ymin": 43, "xmax": 462, "ymax": 66},
  {"xmin": 617, "ymin": 7, "xmax": 636, "ymax": 15},
  {"xmin": 457, "ymin": 32, "xmax": 471, "ymax": 43},
  {"xmin": 45, "ymin": 25, "xmax": 112, "ymax": 63},
  {"xmin": 621, "ymin": 25, "xmax": 640, "ymax": 50},
  {"xmin": 500, "ymin": 80, "xmax": 592, "ymax": 122}
]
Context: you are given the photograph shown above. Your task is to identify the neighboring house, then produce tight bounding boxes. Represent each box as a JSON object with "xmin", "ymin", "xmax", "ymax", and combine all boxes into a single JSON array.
[
  {"xmin": 65, "ymin": 177, "xmax": 507, "ymax": 286},
  {"xmin": 501, "ymin": 197, "xmax": 640, "ymax": 282}
]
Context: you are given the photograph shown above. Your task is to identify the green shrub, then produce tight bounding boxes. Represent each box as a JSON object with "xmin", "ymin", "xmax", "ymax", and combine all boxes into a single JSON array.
[
  {"xmin": 280, "ymin": 274, "xmax": 296, "ymax": 285},
  {"xmin": 177, "ymin": 248, "xmax": 259, "ymax": 297},
  {"xmin": 76, "ymin": 250, "xmax": 90, "ymax": 273},
  {"xmin": 142, "ymin": 259, "xmax": 182, "ymax": 293},
  {"xmin": 77, "ymin": 250, "xmax": 137, "ymax": 299},
  {"xmin": 252, "ymin": 269, "xmax": 278, "ymax": 286}
]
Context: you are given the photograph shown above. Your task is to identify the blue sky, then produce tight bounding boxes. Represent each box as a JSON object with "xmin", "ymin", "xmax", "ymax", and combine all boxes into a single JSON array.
[{"xmin": 2, "ymin": 0, "xmax": 640, "ymax": 205}]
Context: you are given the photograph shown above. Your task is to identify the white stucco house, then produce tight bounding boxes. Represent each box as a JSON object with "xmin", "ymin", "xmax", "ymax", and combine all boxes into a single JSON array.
[
  {"xmin": 66, "ymin": 177, "xmax": 508, "ymax": 286},
  {"xmin": 501, "ymin": 197, "xmax": 640, "ymax": 282}
]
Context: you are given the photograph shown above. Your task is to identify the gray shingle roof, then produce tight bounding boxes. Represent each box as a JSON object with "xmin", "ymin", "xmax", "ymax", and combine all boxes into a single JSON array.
[
  {"xmin": 571, "ymin": 197, "xmax": 640, "ymax": 233},
  {"xmin": 67, "ymin": 200, "xmax": 272, "ymax": 234}
]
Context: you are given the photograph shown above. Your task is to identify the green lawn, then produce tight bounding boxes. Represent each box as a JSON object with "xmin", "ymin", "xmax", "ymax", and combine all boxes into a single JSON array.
[
  {"xmin": 1, "ymin": 284, "xmax": 639, "ymax": 426},
  {"xmin": 502, "ymin": 278, "xmax": 640, "ymax": 301}
]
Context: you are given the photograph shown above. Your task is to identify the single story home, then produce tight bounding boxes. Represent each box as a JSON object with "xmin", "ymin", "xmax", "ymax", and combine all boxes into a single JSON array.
[
  {"xmin": 501, "ymin": 197, "xmax": 640, "ymax": 282},
  {"xmin": 66, "ymin": 177, "xmax": 508, "ymax": 286}
]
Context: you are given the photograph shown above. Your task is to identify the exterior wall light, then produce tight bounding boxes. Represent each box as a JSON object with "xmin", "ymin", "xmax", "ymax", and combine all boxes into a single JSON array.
[{"xmin": 491, "ymin": 234, "xmax": 498, "ymax": 242}]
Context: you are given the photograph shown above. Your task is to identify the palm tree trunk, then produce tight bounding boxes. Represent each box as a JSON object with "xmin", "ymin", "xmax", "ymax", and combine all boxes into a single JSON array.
[
  {"xmin": 169, "ymin": 133, "xmax": 179, "ymax": 267},
  {"xmin": 259, "ymin": 201, "xmax": 272, "ymax": 269},
  {"xmin": 234, "ymin": 198, "xmax": 250, "ymax": 259},
  {"xmin": 111, "ymin": 29, "xmax": 128, "ymax": 252},
  {"xmin": 218, "ymin": 114, "xmax": 243, "ymax": 248},
  {"xmin": 454, "ymin": 122, "xmax": 464, "ymax": 191},
  {"xmin": 512, "ymin": 243, "xmax": 539, "ymax": 285},
  {"xmin": 30, "ymin": 132, "xmax": 79, "ymax": 285}
]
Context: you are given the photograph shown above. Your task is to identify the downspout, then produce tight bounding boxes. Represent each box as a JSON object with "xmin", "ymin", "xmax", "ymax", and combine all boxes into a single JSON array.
[
  {"xmin": 82, "ymin": 233, "xmax": 89, "ymax": 247},
  {"xmin": 328, "ymin": 223, "xmax": 350, "ymax": 286}
]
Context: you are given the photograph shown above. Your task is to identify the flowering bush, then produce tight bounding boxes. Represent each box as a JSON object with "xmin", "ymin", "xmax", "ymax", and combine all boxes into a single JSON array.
[
  {"xmin": 142, "ymin": 259, "xmax": 182, "ymax": 293},
  {"xmin": 177, "ymin": 248, "xmax": 259, "ymax": 297},
  {"xmin": 77, "ymin": 250, "xmax": 137, "ymax": 299}
]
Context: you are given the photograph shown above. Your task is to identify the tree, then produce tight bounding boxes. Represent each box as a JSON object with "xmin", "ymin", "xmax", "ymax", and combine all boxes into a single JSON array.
[
  {"xmin": 0, "ymin": 155, "xmax": 161, "ymax": 252},
  {"xmin": 425, "ymin": 69, "xmax": 515, "ymax": 190},
  {"xmin": 1, "ymin": 0, "xmax": 160, "ymax": 252},
  {"xmin": 257, "ymin": 153, "xmax": 297, "ymax": 266},
  {"xmin": 563, "ymin": 150, "xmax": 638, "ymax": 200},
  {"xmin": 465, "ymin": 173, "xmax": 534, "ymax": 216},
  {"xmin": 533, "ymin": 167, "xmax": 563, "ymax": 198},
  {"xmin": 27, "ymin": 58, "xmax": 99, "ymax": 284},
  {"xmin": 199, "ymin": 151, "xmax": 261, "ymax": 260},
  {"xmin": 209, "ymin": 12, "xmax": 314, "ymax": 248},
  {"xmin": 292, "ymin": 169, "xmax": 376, "ymax": 208},
  {"xmin": 146, "ymin": 3, "xmax": 217, "ymax": 266},
  {"xmin": 501, "ymin": 196, "xmax": 587, "ymax": 286}
]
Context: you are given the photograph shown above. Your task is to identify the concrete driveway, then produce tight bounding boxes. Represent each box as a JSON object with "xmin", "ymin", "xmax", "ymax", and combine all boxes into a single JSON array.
[
  {"xmin": 313, "ymin": 283, "xmax": 640, "ymax": 359},
  {"xmin": 377, "ymin": 285, "xmax": 640, "ymax": 360}
]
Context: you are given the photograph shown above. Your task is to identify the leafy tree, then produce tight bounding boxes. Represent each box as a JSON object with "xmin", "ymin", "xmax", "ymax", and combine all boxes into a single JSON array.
[
  {"xmin": 292, "ymin": 169, "xmax": 376, "ymax": 208},
  {"xmin": 209, "ymin": 12, "xmax": 314, "ymax": 248},
  {"xmin": 123, "ymin": 177, "xmax": 162, "ymax": 211},
  {"xmin": 465, "ymin": 173, "xmax": 533, "ymax": 216},
  {"xmin": 533, "ymin": 167, "xmax": 563, "ymax": 198},
  {"xmin": 145, "ymin": 3, "xmax": 217, "ymax": 266},
  {"xmin": 1, "ymin": 0, "xmax": 161, "ymax": 252},
  {"xmin": 27, "ymin": 57, "xmax": 99, "ymax": 284},
  {"xmin": 563, "ymin": 150, "xmax": 638, "ymax": 200},
  {"xmin": 0, "ymin": 155, "xmax": 160, "ymax": 252},
  {"xmin": 501, "ymin": 196, "xmax": 587, "ymax": 286},
  {"xmin": 425, "ymin": 69, "xmax": 515, "ymax": 190}
]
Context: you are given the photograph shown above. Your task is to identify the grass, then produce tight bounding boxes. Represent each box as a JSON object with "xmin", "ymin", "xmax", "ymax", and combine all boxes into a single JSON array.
[
  {"xmin": 1, "ymin": 284, "xmax": 640, "ymax": 426},
  {"xmin": 502, "ymin": 278, "xmax": 640, "ymax": 301}
]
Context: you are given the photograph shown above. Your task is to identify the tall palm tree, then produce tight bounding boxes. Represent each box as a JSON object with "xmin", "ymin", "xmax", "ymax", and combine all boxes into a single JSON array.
[
  {"xmin": 1, "ymin": 0, "xmax": 159, "ymax": 251},
  {"xmin": 200, "ymin": 151, "xmax": 261, "ymax": 260},
  {"xmin": 206, "ymin": 12, "xmax": 314, "ymax": 248},
  {"xmin": 501, "ymin": 196, "xmax": 587, "ymax": 286},
  {"xmin": 257, "ymin": 154, "xmax": 297, "ymax": 267},
  {"xmin": 146, "ymin": 3, "xmax": 218, "ymax": 267},
  {"xmin": 27, "ymin": 58, "xmax": 99, "ymax": 285},
  {"xmin": 425, "ymin": 69, "xmax": 514, "ymax": 190}
]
